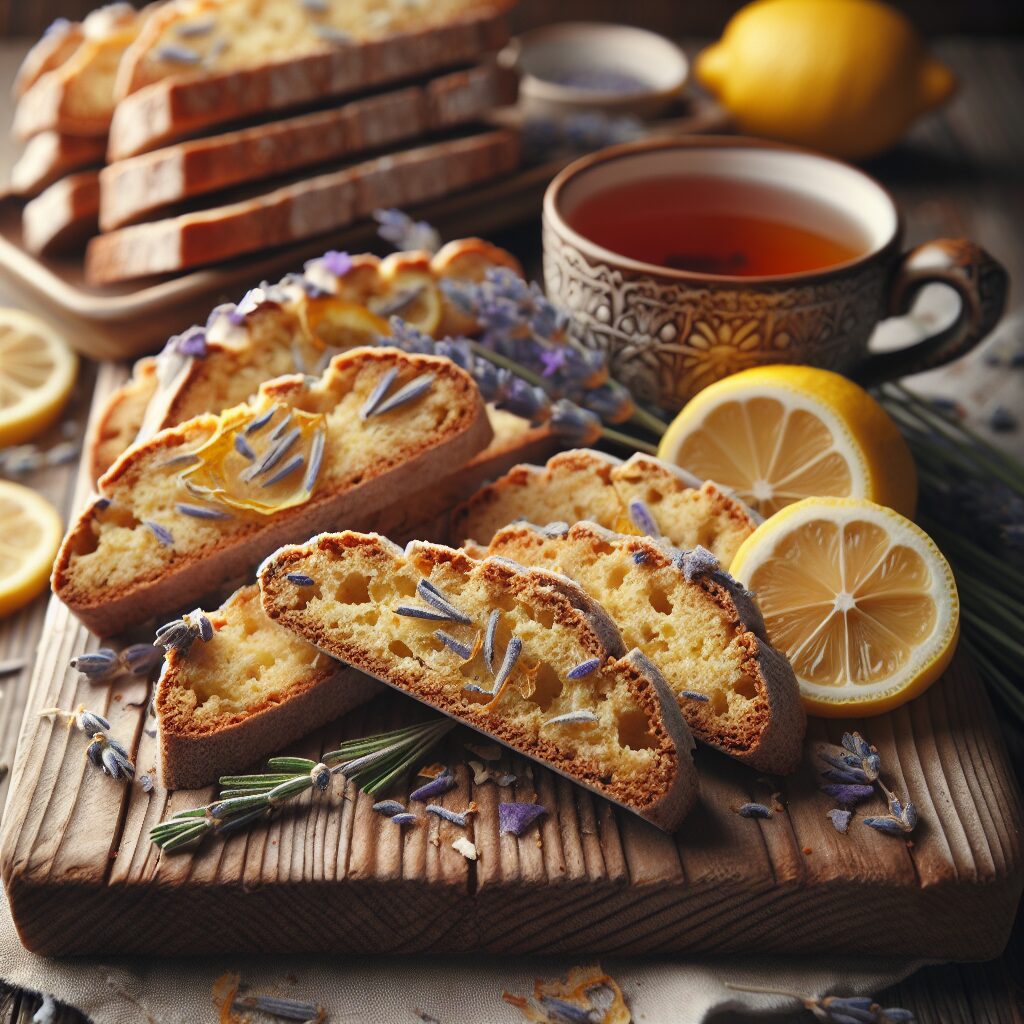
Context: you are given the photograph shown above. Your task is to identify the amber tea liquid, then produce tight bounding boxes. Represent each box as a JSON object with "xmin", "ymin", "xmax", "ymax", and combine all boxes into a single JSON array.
[{"xmin": 567, "ymin": 175, "xmax": 870, "ymax": 277}]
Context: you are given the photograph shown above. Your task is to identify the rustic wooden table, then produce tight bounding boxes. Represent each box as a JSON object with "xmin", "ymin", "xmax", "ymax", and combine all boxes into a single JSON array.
[{"xmin": 0, "ymin": 36, "xmax": 1022, "ymax": 1023}]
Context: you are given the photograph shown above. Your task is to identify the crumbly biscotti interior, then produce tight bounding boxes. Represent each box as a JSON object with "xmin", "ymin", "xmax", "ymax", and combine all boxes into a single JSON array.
[
  {"xmin": 259, "ymin": 534, "xmax": 688, "ymax": 818},
  {"xmin": 452, "ymin": 449, "xmax": 758, "ymax": 563},
  {"xmin": 121, "ymin": 0, "xmax": 512, "ymax": 92},
  {"xmin": 483, "ymin": 521, "xmax": 796, "ymax": 762},
  {"xmin": 159, "ymin": 583, "xmax": 337, "ymax": 730},
  {"xmin": 59, "ymin": 347, "xmax": 485, "ymax": 598}
]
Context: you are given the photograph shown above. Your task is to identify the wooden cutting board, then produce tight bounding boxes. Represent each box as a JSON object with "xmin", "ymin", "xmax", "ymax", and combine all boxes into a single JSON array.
[{"xmin": 2, "ymin": 363, "xmax": 1022, "ymax": 959}]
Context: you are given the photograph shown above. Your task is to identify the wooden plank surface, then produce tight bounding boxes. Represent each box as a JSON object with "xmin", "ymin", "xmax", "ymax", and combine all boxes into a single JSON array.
[
  {"xmin": 0, "ymin": 33, "xmax": 1022, "ymax": 1024},
  {"xmin": 0, "ymin": 357, "xmax": 1021, "ymax": 960}
]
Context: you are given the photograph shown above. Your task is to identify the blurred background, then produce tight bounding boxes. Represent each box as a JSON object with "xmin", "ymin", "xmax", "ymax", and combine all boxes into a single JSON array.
[{"xmin": 2, "ymin": 0, "xmax": 1023, "ymax": 36}]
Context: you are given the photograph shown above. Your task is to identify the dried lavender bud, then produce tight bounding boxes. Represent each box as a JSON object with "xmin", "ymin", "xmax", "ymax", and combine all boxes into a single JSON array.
[
  {"xmin": 566, "ymin": 658, "xmax": 599, "ymax": 679},
  {"xmin": 498, "ymin": 802, "xmax": 547, "ymax": 836},
  {"xmin": 436, "ymin": 631, "xmax": 475, "ymax": 660},
  {"xmin": 627, "ymin": 499, "xmax": 660, "ymax": 538},
  {"xmin": 157, "ymin": 43, "xmax": 201, "ymax": 64},
  {"xmin": 144, "ymin": 521, "xmax": 174, "ymax": 547},
  {"xmin": 680, "ymin": 690, "xmax": 710, "ymax": 702},
  {"xmin": 391, "ymin": 813, "xmax": 418, "ymax": 826},
  {"xmin": 410, "ymin": 769, "xmax": 456, "ymax": 802},
  {"xmin": 737, "ymin": 802, "xmax": 772, "ymax": 819},
  {"xmin": 175, "ymin": 502, "xmax": 233, "ymax": 520},
  {"xmin": 232, "ymin": 995, "xmax": 324, "ymax": 1021},
  {"xmin": 155, "ymin": 609, "xmax": 213, "ymax": 654},
  {"xmin": 286, "ymin": 573, "xmax": 315, "ymax": 587},
  {"xmin": 119, "ymin": 643, "xmax": 164, "ymax": 676},
  {"xmin": 101, "ymin": 742, "xmax": 135, "ymax": 780},
  {"xmin": 545, "ymin": 710, "xmax": 599, "ymax": 726},
  {"xmin": 821, "ymin": 783, "xmax": 876, "ymax": 806},
  {"xmin": 483, "ymin": 609, "xmax": 500, "ymax": 674},
  {"xmin": 140, "ymin": 774, "xmax": 154, "ymax": 793},
  {"xmin": 309, "ymin": 762, "xmax": 331, "ymax": 791},
  {"xmin": 70, "ymin": 648, "xmax": 118, "ymax": 680},
  {"xmin": 863, "ymin": 815, "xmax": 911, "ymax": 836},
  {"xmin": 425, "ymin": 804, "xmax": 474, "ymax": 827},
  {"xmin": 417, "ymin": 578, "xmax": 472, "ymax": 625},
  {"xmin": 827, "ymin": 808, "xmax": 852, "ymax": 834},
  {"xmin": 75, "ymin": 708, "xmax": 111, "ymax": 734},
  {"xmin": 372, "ymin": 799, "xmax": 406, "ymax": 817}
]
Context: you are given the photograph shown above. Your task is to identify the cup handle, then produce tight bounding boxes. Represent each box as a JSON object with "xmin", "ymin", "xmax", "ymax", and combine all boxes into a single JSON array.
[{"xmin": 854, "ymin": 238, "xmax": 1008, "ymax": 386}]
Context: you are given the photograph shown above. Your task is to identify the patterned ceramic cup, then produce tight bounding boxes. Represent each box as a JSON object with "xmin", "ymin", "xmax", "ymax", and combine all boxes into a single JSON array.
[{"xmin": 543, "ymin": 136, "xmax": 1007, "ymax": 408}]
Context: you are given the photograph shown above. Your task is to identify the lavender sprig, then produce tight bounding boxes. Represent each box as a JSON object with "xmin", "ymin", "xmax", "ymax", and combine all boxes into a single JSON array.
[
  {"xmin": 151, "ymin": 719, "xmax": 456, "ymax": 852},
  {"xmin": 39, "ymin": 705, "xmax": 135, "ymax": 783},
  {"xmin": 374, "ymin": 208, "xmax": 441, "ymax": 254},
  {"xmin": 725, "ymin": 984, "xmax": 914, "ymax": 1023}
]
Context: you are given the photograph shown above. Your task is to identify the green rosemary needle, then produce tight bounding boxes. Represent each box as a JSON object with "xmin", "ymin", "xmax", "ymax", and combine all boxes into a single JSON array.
[{"xmin": 151, "ymin": 719, "xmax": 456, "ymax": 852}]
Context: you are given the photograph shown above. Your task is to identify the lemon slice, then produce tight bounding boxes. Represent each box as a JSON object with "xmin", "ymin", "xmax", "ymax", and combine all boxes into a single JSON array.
[
  {"xmin": 299, "ymin": 298, "xmax": 390, "ymax": 351},
  {"xmin": 658, "ymin": 365, "xmax": 917, "ymax": 518},
  {"xmin": 730, "ymin": 497, "xmax": 959, "ymax": 716},
  {"xmin": 0, "ymin": 308, "xmax": 78, "ymax": 447},
  {"xmin": 181, "ymin": 403, "xmax": 327, "ymax": 515},
  {"xmin": 0, "ymin": 480, "xmax": 62, "ymax": 618}
]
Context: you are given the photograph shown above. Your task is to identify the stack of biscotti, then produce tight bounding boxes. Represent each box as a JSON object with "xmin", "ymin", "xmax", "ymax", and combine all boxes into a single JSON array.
[{"xmin": 10, "ymin": 0, "xmax": 520, "ymax": 267}]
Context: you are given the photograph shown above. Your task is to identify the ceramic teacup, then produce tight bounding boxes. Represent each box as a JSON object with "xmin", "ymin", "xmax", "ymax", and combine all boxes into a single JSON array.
[{"xmin": 542, "ymin": 136, "xmax": 1007, "ymax": 408}]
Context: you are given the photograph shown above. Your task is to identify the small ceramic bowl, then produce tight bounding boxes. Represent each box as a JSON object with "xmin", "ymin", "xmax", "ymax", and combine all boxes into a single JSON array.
[{"xmin": 510, "ymin": 22, "xmax": 689, "ymax": 121}]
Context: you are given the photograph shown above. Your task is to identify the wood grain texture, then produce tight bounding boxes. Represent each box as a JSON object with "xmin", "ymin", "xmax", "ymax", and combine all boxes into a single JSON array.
[{"xmin": 1, "ymin": 366, "xmax": 1022, "ymax": 961}]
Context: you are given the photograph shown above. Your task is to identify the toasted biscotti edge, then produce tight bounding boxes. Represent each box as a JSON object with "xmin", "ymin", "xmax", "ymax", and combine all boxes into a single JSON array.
[
  {"xmin": 22, "ymin": 170, "xmax": 100, "ymax": 256},
  {"xmin": 10, "ymin": 131, "xmax": 106, "ymax": 197},
  {"xmin": 157, "ymin": 585, "xmax": 380, "ymax": 790},
  {"xmin": 108, "ymin": 12, "xmax": 513, "ymax": 158},
  {"xmin": 257, "ymin": 533, "xmax": 698, "ymax": 830},
  {"xmin": 53, "ymin": 348, "xmax": 493, "ymax": 636},
  {"xmin": 484, "ymin": 521, "xmax": 806, "ymax": 775},
  {"xmin": 85, "ymin": 130, "xmax": 520, "ymax": 284}
]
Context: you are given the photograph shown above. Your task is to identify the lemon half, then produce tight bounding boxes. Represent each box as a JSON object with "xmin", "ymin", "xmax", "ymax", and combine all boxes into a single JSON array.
[
  {"xmin": 658, "ymin": 365, "xmax": 917, "ymax": 518},
  {"xmin": 730, "ymin": 497, "xmax": 959, "ymax": 716}
]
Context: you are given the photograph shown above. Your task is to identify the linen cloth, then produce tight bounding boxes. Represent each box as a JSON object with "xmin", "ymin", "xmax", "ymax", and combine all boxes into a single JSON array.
[{"xmin": 0, "ymin": 878, "xmax": 922, "ymax": 1024}]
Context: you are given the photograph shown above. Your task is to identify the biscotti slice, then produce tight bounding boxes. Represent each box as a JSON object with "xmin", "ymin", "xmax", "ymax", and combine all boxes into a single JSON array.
[
  {"xmin": 86, "ymin": 129, "xmax": 520, "ymax": 284},
  {"xmin": 482, "ymin": 521, "xmax": 805, "ymax": 774},
  {"xmin": 116, "ymin": 0, "xmax": 513, "ymax": 96},
  {"xmin": 10, "ymin": 131, "xmax": 107, "ymax": 197},
  {"xmin": 22, "ymin": 170, "xmax": 100, "ymax": 256},
  {"xmin": 13, "ymin": 17, "xmax": 83, "ymax": 98},
  {"xmin": 88, "ymin": 240, "xmax": 523, "ymax": 477},
  {"xmin": 99, "ymin": 62, "xmax": 512, "ymax": 230},
  {"xmin": 14, "ymin": 3, "xmax": 156, "ymax": 139},
  {"xmin": 108, "ymin": 8, "xmax": 512, "ymax": 159},
  {"xmin": 259, "ymin": 533, "xmax": 698, "ymax": 830},
  {"xmin": 451, "ymin": 449, "xmax": 759, "ymax": 564},
  {"xmin": 53, "ymin": 346, "xmax": 492, "ymax": 636},
  {"xmin": 157, "ymin": 583, "xmax": 379, "ymax": 790}
]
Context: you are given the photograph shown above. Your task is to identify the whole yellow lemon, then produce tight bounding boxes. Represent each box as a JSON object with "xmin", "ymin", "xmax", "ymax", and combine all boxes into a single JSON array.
[{"xmin": 696, "ymin": 0, "xmax": 956, "ymax": 160}]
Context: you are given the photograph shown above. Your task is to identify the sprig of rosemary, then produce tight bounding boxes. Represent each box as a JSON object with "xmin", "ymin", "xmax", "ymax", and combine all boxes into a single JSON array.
[{"xmin": 151, "ymin": 719, "xmax": 455, "ymax": 852}]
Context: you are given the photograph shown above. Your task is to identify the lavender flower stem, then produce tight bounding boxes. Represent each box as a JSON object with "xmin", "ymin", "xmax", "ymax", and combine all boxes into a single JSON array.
[
  {"xmin": 601, "ymin": 425, "xmax": 659, "ymax": 455},
  {"xmin": 628, "ymin": 404, "xmax": 670, "ymax": 436}
]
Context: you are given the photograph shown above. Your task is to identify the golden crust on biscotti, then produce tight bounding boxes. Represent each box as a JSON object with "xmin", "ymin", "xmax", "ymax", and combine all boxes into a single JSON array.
[
  {"xmin": 10, "ymin": 131, "xmax": 106, "ymax": 197},
  {"xmin": 451, "ymin": 448, "xmax": 760, "ymax": 565},
  {"xmin": 156, "ymin": 583, "xmax": 379, "ymax": 790},
  {"xmin": 87, "ymin": 239, "xmax": 523, "ymax": 478},
  {"xmin": 483, "ymin": 521, "xmax": 805, "ymax": 775},
  {"xmin": 258, "ymin": 531, "xmax": 698, "ymax": 831},
  {"xmin": 53, "ymin": 346, "xmax": 492, "ymax": 636},
  {"xmin": 13, "ymin": 18, "xmax": 83, "ymax": 98}
]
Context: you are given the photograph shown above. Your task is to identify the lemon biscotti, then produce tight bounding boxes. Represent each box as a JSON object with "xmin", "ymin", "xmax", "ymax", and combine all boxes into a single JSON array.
[
  {"xmin": 452, "ymin": 448, "xmax": 760, "ymax": 564},
  {"xmin": 156, "ymin": 584, "xmax": 379, "ymax": 790},
  {"xmin": 54, "ymin": 347, "xmax": 492, "ymax": 636},
  {"xmin": 89, "ymin": 240, "xmax": 523, "ymax": 477},
  {"xmin": 259, "ymin": 533, "xmax": 699, "ymax": 830},
  {"xmin": 482, "ymin": 522, "xmax": 805, "ymax": 774}
]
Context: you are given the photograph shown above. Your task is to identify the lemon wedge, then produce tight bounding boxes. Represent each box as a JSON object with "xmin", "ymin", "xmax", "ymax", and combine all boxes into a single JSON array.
[
  {"xmin": 0, "ymin": 308, "xmax": 77, "ymax": 447},
  {"xmin": 368, "ymin": 269, "xmax": 443, "ymax": 336},
  {"xmin": 730, "ymin": 497, "xmax": 959, "ymax": 716},
  {"xmin": 658, "ymin": 365, "xmax": 917, "ymax": 518},
  {"xmin": 0, "ymin": 480, "xmax": 62, "ymax": 618}
]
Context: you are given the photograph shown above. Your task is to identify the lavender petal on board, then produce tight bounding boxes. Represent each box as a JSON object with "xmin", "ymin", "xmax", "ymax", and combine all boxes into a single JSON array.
[{"xmin": 498, "ymin": 802, "xmax": 547, "ymax": 837}]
